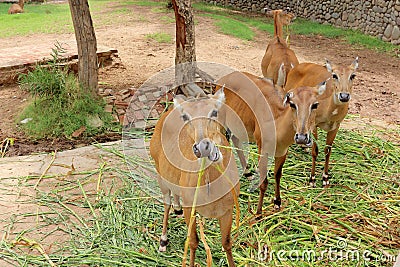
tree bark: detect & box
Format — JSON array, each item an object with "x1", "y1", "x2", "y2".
[
  {"x1": 68, "y1": 0, "x2": 98, "y2": 94},
  {"x1": 172, "y1": 0, "x2": 206, "y2": 97}
]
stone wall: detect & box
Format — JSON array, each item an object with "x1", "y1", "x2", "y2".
[{"x1": 204, "y1": 0, "x2": 400, "y2": 45}]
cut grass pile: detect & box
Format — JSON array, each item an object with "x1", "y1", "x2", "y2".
[{"x1": 0, "y1": 120, "x2": 398, "y2": 266}]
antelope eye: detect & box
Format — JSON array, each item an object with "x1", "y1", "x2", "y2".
[
  {"x1": 311, "y1": 103, "x2": 319, "y2": 110},
  {"x1": 181, "y1": 114, "x2": 190, "y2": 122},
  {"x1": 332, "y1": 73, "x2": 339, "y2": 80},
  {"x1": 210, "y1": 109, "x2": 218, "y2": 118},
  {"x1": 350, "y1": 73, "x2": 356, "y2": 80},
  {"x1": 289, "y1": 102, "x2": 296, "y2": 109}
]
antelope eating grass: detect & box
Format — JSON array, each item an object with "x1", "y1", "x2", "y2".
[
  {"x1": 217, "y1": 71, "x2": 325, "y2": 214},
  {"x1": 261, "y1": 9, "x2": 299, "y2": 87},
  {"x1": 285, "y1": 57, "x2": 359, "y2": 187},
  {"x1": 150, "y1": 90, "x2": 240, "y2": 267}
]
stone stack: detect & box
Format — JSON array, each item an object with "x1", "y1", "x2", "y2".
[{"x1": 205, "y1": 0, "x2": 400, "y2": 45}]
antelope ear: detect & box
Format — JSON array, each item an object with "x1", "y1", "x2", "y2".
[
  {"x1": 263, "y1": 8, "x2": 273, "y2": 16},
  {"x1": 276, "y1": 63, "x2": 286, "y2": 88},
  {"x1": 325, "y1": 59, "x2": 333, "y2": 73},
  {"x1": 213, "y1": 85, "x2": 226, "y2": 110},
  {"x1": 351, "y1": 57, "x2": 359, "y2": 71},
  {"x1": 173, "y1": 95, "x2": 186, "y2": 113},
  {"x1": 283, "y1": 92, "x2": 293, "y2": 106},
  {"x1": 317, "y1": 81, "x2": 327, "y2": 95}
]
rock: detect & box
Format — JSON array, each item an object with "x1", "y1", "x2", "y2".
[
  {"x1": 72, "y1": 126, "x2": 86, "y2": 138},
  {"x1": 392, "y1": 26, "x2": 400, "y2": 40},
  {"x1": 384, "y1": 24, "x2": 393, "y2": 38},
  {"x1": 87, "y1": 114, "x2": 103, "y2": 129},
  {"x1": 348, "y1": 14, "x2": 355, "y2": 23},
  {"x1": 325, "y1": 13, "x2": 331, "y2": 20},
  {"x1": 103, "y1": 88, "x2": 113, "y2": 96},
  {"x1": 342, "y1": 11, "x2": 348, "y2": 21},
  {"x1": 20, "y1": 118, "x2": 33, "y2": 124},
  {"x1": 104, "y1": 105, "x2": 113, "y2": 113}
]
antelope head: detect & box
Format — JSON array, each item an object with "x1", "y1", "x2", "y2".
[
  {"x1": 264, "y1": 8, "x2": 296, "y2": 25},
  {"x1": 173, "y1": 89, "x2": 226, "y2": 162},
  {"x1": 325, "y1": 57, "x2": 359, "y2": 105},
  {"x1": 284, "y1": 82, "x2": 327, "y2": 146}
]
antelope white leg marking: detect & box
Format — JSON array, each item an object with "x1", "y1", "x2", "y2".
[
  {"x1": 273, "y1": 197, "x2": 281, "y2": 210},
  {"x1": 309, "y1": 175, "x2": 316, "y2": 187},
  {"x1": 322, "y1": 173, "x2": 329, "y2": 186}
]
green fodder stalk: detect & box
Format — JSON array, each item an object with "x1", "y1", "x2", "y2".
[{"x1": 2, "y1": 124, "x2": 399, "y2": 266}]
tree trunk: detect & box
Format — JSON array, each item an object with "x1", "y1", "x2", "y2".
[
  {"x1": 172, "y1": 0, "x2": 206, "y2": 97},
  {"x1": 68, "y1": 0, "x2": 98, "y2": 94}
]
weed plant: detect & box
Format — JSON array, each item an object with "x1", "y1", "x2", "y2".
[{"x1": 18, "y1": 44, "x2": 114, "y2": 138}]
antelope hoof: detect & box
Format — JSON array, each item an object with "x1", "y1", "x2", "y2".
[
  {"x1": 174, "y1": 208, "x2": 183, "y2": 217},
  {"x1": 159, "y1": 238, "x2": 168, "y2": 252},
  {"x1": 273, "y1": 198, "x2": 281, "y2": 210},
  {"x1": 322, "y1": 173, "x2": 330, "y2": 187},
  {"x1": 309, "y1": 175, "x2": 316, "y2": 188},
  {"x1": 243, "y1": 168, "x2": 255, "y2": 180}
]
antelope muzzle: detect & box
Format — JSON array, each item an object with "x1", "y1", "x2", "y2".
[
  {"x1": 338, "y1": 92, "x2": 351, "y2": 103},
  {"x1": 295, "y1": 133, "x2": 312, "y2": 147},
  {"x1": 193, "y1": 138, "x2": 221, "y2": 162}
]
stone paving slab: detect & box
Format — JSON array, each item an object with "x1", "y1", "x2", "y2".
[{"x1": 0, "y1": 40, "x2": 116, "y2": 69}]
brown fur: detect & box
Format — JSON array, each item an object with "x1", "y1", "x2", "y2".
[
  {"x1": 150, "y1": 92, "x2": 239, "y2": 267},
  {"x1": 217, "y1": 71, "x2": 325, "y2": 214},
  {"x1": 261, "y1": 10, "x2": 299, "y2": 86},
  {"x1": 8, "y1": 0, "x2": 24, "y2": 14},
  {"x1": 285, "y1": 58, "x2": 359, "y2": 186}
]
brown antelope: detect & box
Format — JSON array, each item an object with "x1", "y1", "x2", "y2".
[
  {"x1": 261, "y1": 9, "x2": 299, "y2": 87},
  {"x1": 285, "y1": 57, "x2": 359, "y2": 187},
  {"x1": 8, "y1": 0, "x2": 24, "y2": 14},
  {"x1": 217, "y1": 71, "x2": 326, "y2": 214},
  {"x1": 150, "y1": 90, "x2": 240, "y2": 267}
]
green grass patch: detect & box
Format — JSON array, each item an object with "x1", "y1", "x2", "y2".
[
  {"x1": 160, "y1": 15, "x2": 175, "y2": 23},
  {"x1": 193, "y1": 2, "x2": 399, "y2": 56},
  {"x1": 131, "y1": 0, "x2": 167, "y2": 6},
  {"x1": 18, "y1": 90, "x2": 114, "y2": 138},
  {"x1": 202, "y1": 13, "x2": 255, "y2": 41},
  {"x1": 145, "y1": 32, "x2": 172, "y2": 43},
  {"x1": 1, "y1": 120, "x2": 399, "y2": 266},
  {"x1": 0, "y1": 2, "x2": 73, "y2": 37}
]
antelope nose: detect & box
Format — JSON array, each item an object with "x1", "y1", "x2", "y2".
[
  {"x1": 339, "y1": 93, "x2": 350, "y2": 102},
  {"x1": 192, "y1": 139, "x2": 221, "y2": 162},
  {"x1": 295, "y1": 133, "x2": 312, "y2": 146}
]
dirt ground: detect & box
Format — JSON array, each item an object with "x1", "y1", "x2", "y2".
[{"x1": 0, "y1": 3, "x2": 399, "y2": 156}]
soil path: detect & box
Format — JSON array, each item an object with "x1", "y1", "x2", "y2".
[
  {"x1": 0, "y1": 5, "x2": 399, "y2": 150},
  {"x1": 0, "y1": 3, "x2": 399, "y2": 265}
]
